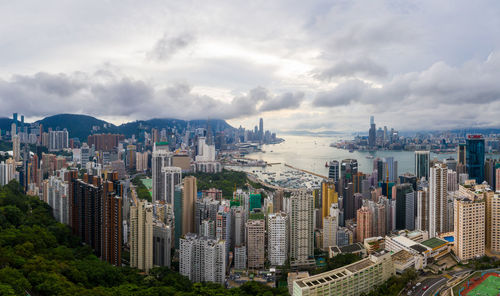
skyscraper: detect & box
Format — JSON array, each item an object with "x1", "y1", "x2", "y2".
[
  {"x1": 289, "y1": 190, "x2": 314, "y2": 264},
  {"x1": 153, "y1": 221, "x2": 172, "y2": 268},
  {"x1": 162, "y1": 166, "x2": 182, "y2": 204},
  {"x1": 267, "y1": 212, "x2": 288, "y2": 266},
  {"x1": 395, "y1": 183, "x2": 415, "y2": 230},
  {"x1": 485, "y1": 190, "x2": 500, "y2": 254},
  {"x1": 182, "y1": 176, "x2": 197, "y2": 235},
  {"x1": 416, "y1": 188, "x2": 429, "y2": 232},
  {"x1": 259, "y1": 118, "x2": 264, "y2": 142},
  {"x1": 328, "y1": 160, "x2": 339, "y2": 183},
  {"x1": 368, "y1": 116, "x2": 376, "y2": 148},
  {"x1": 466, "y1": 135, "x2": 485, "y2": 183},
  {"x1": 457, "y1": 143, "x2": 466, "y2": 166},
  {"x1": 130, "y1": 199, "x2": 153, "y2": 272},
  {"x1": 152, "y1": 148, "x2": 172, "y2": 202},
  {"x1": 356, "y1": 206, "x2": 372, "y2": 243},
  {"x1": 454, "y1": 192, "x2": 485, "y2": 261},
  {"x1": 415, "y1": 151, "x2": 430, "y2": 180},
  {"x1": 179, "y1": 233, "x2": 226, "y2": 284},
  {"x1": 247, "y1": 218, "x2": 265, "y2": 269},
  {"x1": 429, "y1": 163, "x2": 448, "y2": 237},
  {"x1": 321, "y1": 181, "x2": 338, "y2": 220}
]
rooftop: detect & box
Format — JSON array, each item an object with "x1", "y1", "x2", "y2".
[
  {"x1": 339, "y1": 243, "x2": 365, "y2": 253},
  {"x1": 421, "y1": 237, "x2": 447, "y2": 249},
  {"x1": 410, "y1": 244, "x2": 429, "y2": 254},
  {"x1": 391, "y1": 250, "x2": 414, "y2": 263}
]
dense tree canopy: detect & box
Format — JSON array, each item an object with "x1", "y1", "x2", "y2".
[{"x1": 0, "y1": 180, "x2": 288, "y2": 296}]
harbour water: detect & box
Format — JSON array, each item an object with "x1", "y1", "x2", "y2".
[{"x1": 245, "y1": 135, "x2": 457, "y2": 176}]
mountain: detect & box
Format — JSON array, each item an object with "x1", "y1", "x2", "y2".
[
  {"x1": 32, "y1": 114, "x2": 234, "y2": 141},
  {"x1": 0, "y1": 117, "x2": 14, "y2": 132},
  {"x1": 36, "y1": 114, "x2": 114, "y2": 140}
]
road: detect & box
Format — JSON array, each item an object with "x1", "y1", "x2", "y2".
[{"x1": 407, "y1": 277, "x2": 447, "y2": 296}]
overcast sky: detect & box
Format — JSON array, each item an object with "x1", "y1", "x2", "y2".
[{"x1": 1, "y1": 0, "x2": 500, "y2": 132}]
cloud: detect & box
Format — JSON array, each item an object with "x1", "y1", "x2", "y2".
[
  {"x1": 147, "y1": 33, "x2": 195, "y2": 61},
  {"x1": 0, "y1": 71, "x2": 302, "y2": 120},
  {"x1": 314, "y1": 58, "x2": 388, "y2": 80},
  {"x1": 259, "y1": 91, "x2": 305, "y2": 111},
  {"x1": 313, "y1": 52, "x2": 500, "y2": 111}
]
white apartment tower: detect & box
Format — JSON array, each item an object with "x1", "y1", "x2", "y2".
[
  {"x1": 268, "y1": 212, "x2": 288, "y2": 266},
  {"x1": 429, "y1": 163, "x2": 448, "y2": 237},
  {"x1": 289, "y1": 189, "x2": 314, "y2": 264},
  {"x1": 130, "y1": 199, "x2": 154, "y2": 272}
]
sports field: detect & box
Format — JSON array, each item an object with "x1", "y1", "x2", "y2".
[{"x1": 463, "y1": 273, "x2": 500, "y2": 296}]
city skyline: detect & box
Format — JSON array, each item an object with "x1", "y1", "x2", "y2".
[{"x1": 1, "y1": 1, "x2": 500, "y2": 132}]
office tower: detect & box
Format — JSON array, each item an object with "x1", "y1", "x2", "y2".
[
  {"x1": 361, "y1": 179, "x2": 371, "y2": 199},
  {"x1": 444, "y1": 157, "x2": 457, "y2": 172},
  {"x1": 182, "y1": 176, "x2": 197, "y2": 235},
  {"x1": 259, "y1": 118, "x2": 264, "y2": 141},
  {"x1": 289, "y1": 190, "x2": 314, "y2": 264},
  {"x1": 399, "y1": 173, "x2": 417, "y2": 191},
  {"x1": 356, "y1": 206, "x2": 372, "y2": 242},
  {"x1": 352, "y1": 172, "x2": 366, "y2": 193},
  {"x1": 126, "y1": 145, "x2": 136, "y2": 169},
  {"x1": 447, "y1": 170, "x2": 458, "y2": 191},
  {"x1": 328, "y1": 160, "x2": 339, "y2": 183},
  {"x1": 321, "y1": 181, "x2": 338, "y2": 220},
  {"x1": 394, "y1": 183, "x2": 415, "y2": 230},
  {"x1": 273, "y1": 189, "x2": 284, "y2": 213},
  {"x1": 87, "y1": 134, "x2": 125, "y2": 152},
  {"x1": 152, "y1": 149, "x2": 172, "y2": 202},
  {"x1": 293, "y1": 252, "x2": 394, "y2": 296},
  {"x1": 179, "y1": 233, "x2": 226, "y2": 284},
  {"x1": 48, "y1": 129, "x2": 69, "y2": 151},
  {"x1": 368, "y1": 116, "x2": 376, "y2": 148},
  {"x1": 323, "y1": 205, "x2": 339, "y2": 249},
  {"x1": 153, "y1": 221, "x2": 172, "y2": 268},
  {"x1": 246, "y1": 218, "x2": 265, "y2": 269},
  {"x1": 429, "y1": 163, "x2": 448, "y2": 237},
  {"x1": 374, "y1": 158, "x2": 384, "y2": 182},
  {"x1": 343, "y1": 183, "x2": 355, "y2": 221},
  {"x1": 234, "y1": 246, "x2": 247, "y2": 270},
  {"x1": 466, "y1": 135, "x2": 485, "y2": 183},
  {"x1": 341, "y1": 159, "x2": 358, "y2": 185},
  {"x1": 173, "y1": 185, "x2": 183, "y2": 248},
  {"x1": 485, "y1": 191, "x2": 500, "y2": 254},
  {"x1": 485, "y1": 159, "x2": 497, "y2": 188},
  {"x1": 458, "y1": 143, "x2": 466, "y2": 166},
  {"x1": 382, "y1": 157, "x2": 398, "y2": 183},
  {"x1": 267, "y1": 212, "x2": 288, "y2": 266},
  {"x1": 130, "y1": 199, "x2": 153, "y2": 272},
  {"x1": 415, "y1": 151, "x2": 430, "y2": 180},
  {"x1": 454, "y1": 193, "x2": 485, "y2": 261},
  {"x1": 416, "y1": 188, "x2": 429, "y2": 232},
  {"x1": 0, "y1": 160, "x2": 15, "y2": 186},
  {"x1": 162, "y1": 166, "x2": 182, "y2": 204}
]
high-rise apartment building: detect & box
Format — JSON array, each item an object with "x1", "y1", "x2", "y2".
[
  {"x1": 289, "y1": 190, "x2": 314, "y2": 264},
  {"x1": 182, "y1": 176, "x2": 197, "y2": 236},
  {"x1": 447, "y1": 170, "x2": 458, "y2": 192},
  {"x1": 268, "y1": 212, "x2": 288, "y2": 266},
  {"x1": 429, "y1": 163, "x2": 448, "y2": 237},
  {"x1": 454, "y1": 190, "x2": 485, "y2": 261},
  {"x1": 485, "y1": 190, "x2": 500, "y2": 254},
  {"x1": 152, "y1": 148, "x2": 172, "y2": 202},
  {"x1": 130, "y1": 199, "x2": 153, "y2": 272},
  {"x1": 162, "y1": 166, "x2": 182, "y2": 204},
  {"x1": 87, "y1": 134, "x2": 124, "y2": 152},
  {"x1": 48, "y1": 129, "x2": 69, "y2": 151},
  {"x1": 247, "y1": 218, "x2": 265, "y2": 269},
  {"x1": 323, "y1": 210, "x2": 339, "y2": 249},
  {"x1": 416, "y1": 188, "x2": 429, "y2": 232},
  {"x1": 153, "y1": 221, "x2": 172, "y2": 268},
  {"x1": 0, "y1": 160, "x2": 16, "y2": 186},
  {"x1": 466, "y1": 135, "x2": 485, "y2": 183},
  {"x1": 179, "y1": 233, "x2": 226, "y2": 285},
  {"x1": 415, "y1": 151, "x2": 430, "y2": 180},
  {"x1": 356, "y1": 206, "x2": 372, "y2": 242}
]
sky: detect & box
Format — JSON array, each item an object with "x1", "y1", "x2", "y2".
[{"x1": 1, "y1": 0, "x2": 500, "y2": 133}]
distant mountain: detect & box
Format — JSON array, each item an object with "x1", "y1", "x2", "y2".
[
  {"x1": 31, "y1": 114, "x2": 235, "y2": 141},
  {"x1": 0, "y1": 117, "x2": 13, "y2": 132},
  {"x1": 36, "y1": 114, "x2": 114, "y2": 140}
]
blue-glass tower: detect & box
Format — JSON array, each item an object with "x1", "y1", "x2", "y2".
[{"x1": 466, "y1": 135, "x2": 485, "y2": 183}]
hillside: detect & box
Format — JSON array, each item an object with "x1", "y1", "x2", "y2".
[
  {"x1": 36, "y1": 114, "x2": 113, "y2": 141},
  {"x1": 0, "y1": 180, "x2": 288, "y2": 296}
]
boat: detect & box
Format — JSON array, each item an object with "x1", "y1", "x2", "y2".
[
  {"x1": 366, "y1": 155, "x2": 374, "y2": 159},
  {"x1": 349, "y1": 149, "x2": 354, "y2": 153}
]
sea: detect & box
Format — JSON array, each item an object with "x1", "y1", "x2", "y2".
[{"x1": 245, "y1": 134, "x2": 457, "y2": 176}]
